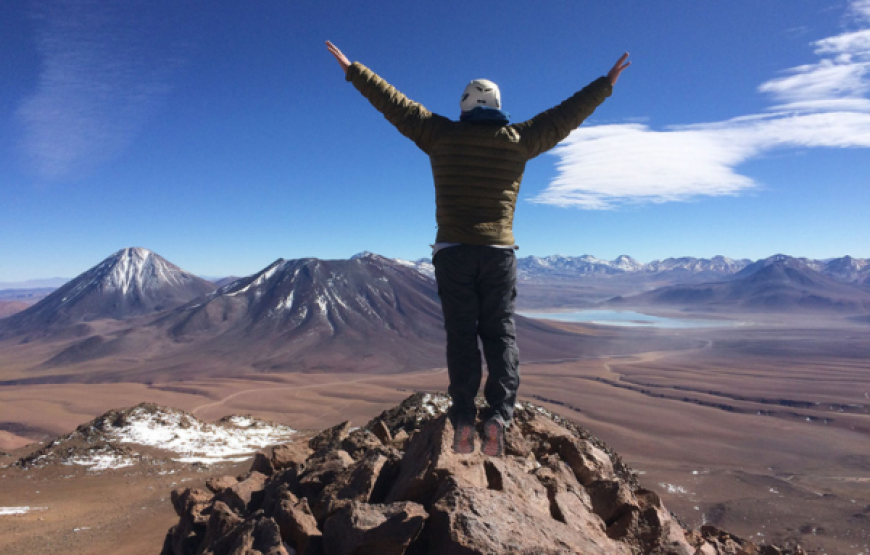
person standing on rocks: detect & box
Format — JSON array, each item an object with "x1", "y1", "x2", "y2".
[{"x1": 327, "y1": 41, "x2": 630, "y2": 456}]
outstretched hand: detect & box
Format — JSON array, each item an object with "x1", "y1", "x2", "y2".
[
  {"x1": 607, "y1": 53, "x2": 631, "y2": 86},
  {"x1": 326, "y1": 41, "x2": 351, "y2": 74}
]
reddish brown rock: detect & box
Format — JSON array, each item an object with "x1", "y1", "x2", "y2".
[
  {"x1": 217, "y1": 471, "x2": 269, "y2": 515},
  {"x1": 322, "y1": 501, "x2": 427, "y2": 555},
  {"x1": 273, "y1": 490, "x2": 322, "y2": 555},
  {"x1": 314, "y1": 449, "x2": 392, "y2": 522},
  {"x1": 271, "y1": 441, "x2": 311, "y2": 471},
  {"x1": 523, "y1": 414, "x2": 615, "y2": 485},
  {"x1": 341, "y1": 428, "x2": 384, "y2": 460},
  {"x1": 427, "y1": 482, "x2": 632, "y2": 555},
  {"x1": 297, "y1": 449, "x2": 354, "y2": 501},
  {"x1": 206, "y1": 475, "x2": 240, "y2": 495},
  {"x1": 385, "y1": 415, "x2": 487, "y2": 505},
  {"x1": 251, "y1": 451, "x2": 275, "y2": 476},
  {"x1": 161, "y1": 488, "x2": 213, "y2": 555},
  {"x1": 199, "y1": 501, "x2": 244, "y2": 551},
  {"x1": 586, "y1": 479, "x2": 640, "y2": 536},
  {"x1": 534, "y1": 457, "x2": 609, "y2": 536},
  {"x1": 483, "y1": 457, "x2": 551, "y2": 516},
  {"x1": 626, "y1": 489, "x2": 697, "y2": 555},
  {"x1": 209, "y1": 516, "x2": 289, "y2": 555},
  {"x1": 171, "y1": 487, "x2": 212, "y2": 521},
  {"x1": 308, "y1": 420, "x2": 351, "y2": 453},
  {"x1": 160, "y1": 393, "x2": 804, "y2": 555}
]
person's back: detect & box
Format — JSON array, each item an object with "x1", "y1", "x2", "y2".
[{"x1": 326, "y1": 41, "x2": 630, "y2": 456}]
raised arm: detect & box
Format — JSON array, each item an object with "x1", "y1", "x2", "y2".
[
  {"x1": 517, "y1": 53, "x2": 630, "y2": 159},
  {"x1": 325, "y1": 41, "x2": 448, "y2": 153},
  {"x1": 326, "y1": 41, "x2": 350, "y2": 74},
  {"x1": 608, "y1": 52, "x2": 631, "y2": 86}
]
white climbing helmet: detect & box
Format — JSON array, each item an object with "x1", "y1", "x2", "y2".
[{"x1": 460, "y1": 79, "x2": 501, "y2": 112}]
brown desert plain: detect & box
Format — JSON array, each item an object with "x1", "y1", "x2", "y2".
[{"x1": 1, "y1": 298, "x2": 870, "y2": 553}]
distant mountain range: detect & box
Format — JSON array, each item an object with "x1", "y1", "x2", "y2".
[
  {"x1": 609, "y1": 256, "x2": 870, "y2": 313},
  {"x1": 2, "y1": 249, "x2": 623, "y2": 378},
  {"x1": 394, "y1": 253, "x2": 870, "y2": 285}
]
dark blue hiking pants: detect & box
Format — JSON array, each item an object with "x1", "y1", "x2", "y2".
[{"x1": 433, "y1": 245, "x2": 519, "y2": 426}]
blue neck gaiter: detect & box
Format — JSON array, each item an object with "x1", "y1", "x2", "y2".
[{"x1": 459, "y1": 106, "x2": 510, "y2": 124}]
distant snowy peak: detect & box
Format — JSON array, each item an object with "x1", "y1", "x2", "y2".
[
  {"x1": 72, "y1": 247, "x2": 204, "y2": 299},
  {"x1": 0, "y1": 247, "x2": 216, "y2": 337},
  {"x1": 645, "y1": 255, "x2": 752, "y2": 274},
  {"x1": 516, "y1": 254, "x2": 751, "y2": 278},
  {"x1": 823, "y1": 255, "x2": 870, "y2": 283},
  {"x1": 611, "y1": 255, "x2": 643, "y2": 272}
]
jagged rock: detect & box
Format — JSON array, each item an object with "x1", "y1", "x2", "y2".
[
  {"x1": 296, "y1": 449, "x2": 354, "y2": 500},
  {"x1": 207, "y1": 475, "x2": 240, "y2": 495},
  {"x1": 217, "y1": 472, "x2": 269, "y2": 515},
  {"x1": 534, "y1": 456, "x2": 610, "y2": 536},
  {"x1": 503, "y1": 423, "x2": 534, "y2": 457},
  {"x1": 341, "y1": 428, "x2": 384, "y2": 460},
  {"x1": 160, "y1": 393, "x2": 803, "y2": 555},
  {"x1": 313, "y1": 448, "x2": 396, "y2": 523},
  {"x1": 271, "y1": 489, "x2": 321, "y2": 555},
  {"x1": 523, "y1": 414, "x2": 615, "y2": 485},
  {"x1": 251, "y1": 451, "x2": 275, "y2": 476},
  {"x1": 619, "y1": 489, "x2": 696, "y2": 555},
  {"x1": 161, "y1": 488, "x2": 213, "y2": 555},
  {"x1": 199, "y1": 501, "x2": 244, "y2": 551},
  {"x1": 483, "y1": 456, "x2": 551, "y2": 516},
  {"x1": 322, "y1": 501, "x2": 427, "y2": 555},
  {"x1": 205, "y1": 515, "x2": 289, "y2": 555},
  {"x1": 696, "y1": 526, "x2": 808, "y2": 555},
  {"x1": 392, "y1": 428, "x2": 409, "y2": 447},
  {"x1": 308, "y1": 421, "x2": 351, "y2": 454},
  {"x1": 385, "y1": 415, "x2": 488, "y2": 506},
  {"x1": 371, "y1": 419, "x2": 392, "y2": 445},
  {"x1": 272, "y1": 441, "x2": 311, "y2": 472},
  {"x1": 427, "y1": 480, "x2": 631, "y2": 554}
]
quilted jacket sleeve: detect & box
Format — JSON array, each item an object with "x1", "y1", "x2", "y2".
[
  {"x1": 514, "y1": 76, "x2": 613, "y2": 159},
  {"x1": 346, "y1": 62, "x2": 449, "y2": 154}
]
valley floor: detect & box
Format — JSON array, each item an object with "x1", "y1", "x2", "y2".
[{"x1": 2, "y1": 315, "x2": 869, "y2": 554}]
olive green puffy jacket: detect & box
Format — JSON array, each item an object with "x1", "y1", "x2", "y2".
[{"x1": 346, "y1": 62, "x2": 612, "y2": 246}]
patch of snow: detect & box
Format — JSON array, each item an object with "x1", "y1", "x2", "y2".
[
  {"x1": 659, "y1": 483, "x2": 689, "y2": 495},
  {"x1": 0, "y1": 507, "x2": 47, "y2": 516},
  {"x1": 103, "y1": 407, "x2": 297, "y2": 465},
  {"x1": 65, "y1": 449, "x2": 137, "y2": 472}
]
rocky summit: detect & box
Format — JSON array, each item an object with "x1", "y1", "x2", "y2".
[{"x1": 160, "y1": 393, "x2": 805, "y2": 555}]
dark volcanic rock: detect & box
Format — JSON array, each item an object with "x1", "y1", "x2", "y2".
[{"x1": 161, "y1": 392, "x2": 806, "y2": 555}]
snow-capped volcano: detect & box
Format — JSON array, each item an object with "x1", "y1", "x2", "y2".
[
  {"x1": 152, "y1": 253, "x2": 447, "y2": 372},
  {"x1": 145, "y1": 253, "x2": 596, "y2": 374},
  {"x1": 0, "y1": 247, "x2": 215, "y2": 337}
]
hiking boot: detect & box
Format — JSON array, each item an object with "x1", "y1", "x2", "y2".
[
  {"x1": 481, "y1": 417, "x2": 505, "y2": 457},
  {"x1": 452, "y1": 420, "x2": 476, "y2": 455}
]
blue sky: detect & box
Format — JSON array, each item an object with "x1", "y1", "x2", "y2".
[{"x1": 2, "y1": 0, "x2": 869, "y2": 281}]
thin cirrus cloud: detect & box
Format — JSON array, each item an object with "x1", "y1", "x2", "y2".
[
  {"x1": 534, "y1": 0, "x2": 870, "y2": 210},
  {"x1": 16, "y1": 1, "x2": 181, "y2": 182}
]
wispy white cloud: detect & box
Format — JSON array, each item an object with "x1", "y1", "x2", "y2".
[
  {"x1": 16, "y1": 1, "x2": 182, "y2": 181},
  {"x1": 535, "y1": 0, "x2": 870, "y2": 209}
]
